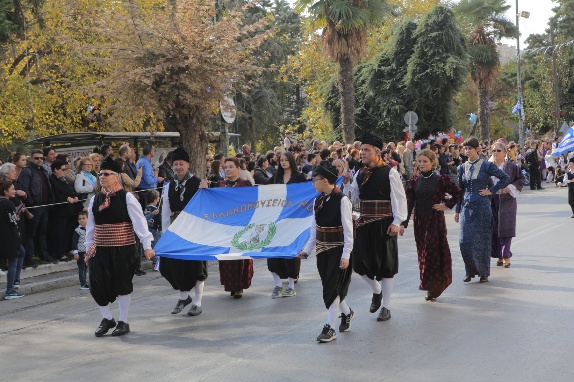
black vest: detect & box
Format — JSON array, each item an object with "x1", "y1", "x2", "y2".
[
  {"x1": 316, "y1": 192, "x2": 344, "y2": 227},
  {"x1": 168, "y1": 176, "x2": 201, "y2": 212},
  {"x1": 356, "y1": 165, "x2": 392, "y2": 200},
  {"x1": 92, "y1": 190, "x2": 131, "y2": 225}
]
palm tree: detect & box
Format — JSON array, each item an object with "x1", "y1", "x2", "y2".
[
  {"x1": 455, "y1": 0, "x2": 517, "y2": 141},
  {"x1": 294, "y1": 0, "x2": 392, "y2": 144}
]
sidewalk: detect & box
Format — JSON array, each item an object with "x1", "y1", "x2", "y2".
[{"x1": 0, "y1": 259, "x2": 155, "y2": 300}]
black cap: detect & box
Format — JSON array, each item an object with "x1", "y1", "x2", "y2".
[
  {"x1": 313, "y1": 160, "x2": 338, "y2": 184},
  {"x1": 100, "y1": 156, "x2": 121, "y2": 173},
  {"x1": 172, "y1": 147, "x2": 190, "y2": 163},
  {"x1": 360, "y1": 131, "x2": 383, "y2": 150}
]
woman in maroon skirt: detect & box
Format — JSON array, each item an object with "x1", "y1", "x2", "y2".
[
  {"x1": 213, "y1": 157, "x2": 254, "y2": 299},
  {"x1": 400, "y1": 149, "x2": 463, "y2": 301}
]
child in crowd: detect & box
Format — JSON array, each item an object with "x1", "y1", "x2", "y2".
[
  {"x1": 72, "y1": 211, "x2": 89, "y2": 290},
  {"x1": 144, "y1": 190, "x2": 162, "y2": 265}
]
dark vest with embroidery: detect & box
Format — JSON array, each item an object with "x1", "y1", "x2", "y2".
[
  {"x1": 92, "y1": 190, "x2": 130, "y2": 225},
  {"x1": 415, "y1": 174, "x2": 438, "y2": 215},
  {"x1": 168, "y1": 176, "x2": 201, "y2": 212},
  {"x1": 356, "y1": 165, "x2": 392, "y2": 200}
]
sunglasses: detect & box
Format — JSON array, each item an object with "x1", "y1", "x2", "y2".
[
  {"x1": 99, "y1": 172, "x2": 117, "y2": 177},
  {"x1": 32, "y1": 157, "x2": 44, "y2": 160},
  {"x1": 492, "y1": 149, "x2": 504, "y2": 153}
]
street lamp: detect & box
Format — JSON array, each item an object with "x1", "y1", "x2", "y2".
[{"x1": 516, "y1": 1, "x2": 529, "y2": 148}]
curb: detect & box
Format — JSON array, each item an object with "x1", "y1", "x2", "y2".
[{"x1": 1, "y1": 261, "x2": 155, "y2": 300}]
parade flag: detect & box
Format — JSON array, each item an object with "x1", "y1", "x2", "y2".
[
  {"x1": 552, "y1": 127, "x2": 574, "y2": 157},
  {"x1": 154, "y1": 183, "x2": 319, "y2": 261},
  {"x1": 512, "y1": 98, "x2": 525, "y2": 119}
]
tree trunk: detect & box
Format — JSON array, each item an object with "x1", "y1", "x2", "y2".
[
  {"x1": 177, "y1": 114, "x2": 208, "y2": 178},
  {"x1": 338, "y1": 56, "x2": 356, "y2": 144},
  {"x1": 477, "y1": 83, "x2": 490, "y2": 141}
]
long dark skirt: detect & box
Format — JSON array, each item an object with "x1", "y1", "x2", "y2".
[
  {"x1": 413, "y1": 211, "x2": 452, "y2": 298},
  {"x1": 219, "y1": 259, "x2": 254, "y2": 292},
  {"x1": 160, "y1": 257, "x2": 208, "y2": 292},
  {"x1": 89, "y1": 245, "x2": 137, "y2": 306},
  {"x1": 317, "y1": 248, "x2": 352, "y2": 308},
  {"x1": 352, "y1": 216, "x2": 398, "y2": 281},
  {"x1": 491, "y1": 194, "x2": 513, "y2": 259},
  {"x1": 569, "y1": 187, "x2": 574, "y2": 214},
  {"x1": 267, "y1": 257, "x2": 301, "y2": 279},
  {"x1": 459, "y1": 198, "x2": 492, "y2": 277}
]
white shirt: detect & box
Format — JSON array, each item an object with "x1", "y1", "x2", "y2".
[
  {"x1": 85, "y1": 192, "x2": 154, "y2": 250},
  {"x1": 342, "y1": 167, "x2": 408, "y2": 227},
  {"x1": 284, "y1": 137, "x2": 291, "y2": 150},
  {"x1": 302, "y1": 195, "x2": 354, "y2": 259}
]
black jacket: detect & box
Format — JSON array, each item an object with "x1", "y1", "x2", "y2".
[
  {"x1": 158, "y1": 161, "x2": 174, "y2": 183},
  {"x1": 49, "y1": 174, "x2": 79, "y2": 217},
  {"x1": 19, "y1": 163, "x2": 54, "y2": 207},
  {"x1": 253, "y1": 167, "x2": 272, "y2": 185}
]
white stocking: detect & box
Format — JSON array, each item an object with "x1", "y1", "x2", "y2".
[
  {"x1": 361, "y1": 274, "x2": 382, "y2": 294},
  {"x1": 99, "y1": 305, "x2": 113, "y2": 320},
  {"x1": 327, "y1": 296, "x2": 340, "y2": 328},
  {"x1": 381, "y1": 278, "x2": 394, "y2": 309},
  {"x1": 193, "y1": 281, "x2": 204, "y2": 307},
  {"x1": 118, "y1": 294, "x2": 131, "y2": 323},
  {"x1": 272, "y1": 272, "x2": 282, "y2": 287}
]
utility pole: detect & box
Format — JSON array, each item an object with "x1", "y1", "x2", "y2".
[
  {"x1": 516, "y1": 0, "x2": 525, "y2": 147},
  {"x1": 551, "y1": 22, "x2": 561, "y2": 136}
]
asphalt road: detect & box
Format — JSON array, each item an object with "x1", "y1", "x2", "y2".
[{"x1": 1, "y1": 185, "x2": 573, "y2": 382}]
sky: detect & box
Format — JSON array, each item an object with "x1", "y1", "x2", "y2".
[{"x1": 502, "y1": 0, "x2": 555, "y2": 48}]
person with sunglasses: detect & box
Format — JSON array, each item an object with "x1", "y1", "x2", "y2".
[
  {"x1": 85, "y1": 157, "x2": 155, "y2": 337},
  {"x1": 18, "y1": 149, "x2": 55, "y2": 267},
  {"x1": 489, "y1": 142, "x2": 524, "y2": 269}
]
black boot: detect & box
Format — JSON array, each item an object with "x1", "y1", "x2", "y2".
[{"x1": 370, "y1": 292, "x2": 382, "y2": 313}]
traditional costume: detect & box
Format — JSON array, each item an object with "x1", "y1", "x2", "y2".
[
  {"x1": 403, "y1": 171, "x2": 463, "y2": 300},
  {"x1": 489, "y1": 160, "x2": 524, "y2": 267},
  {"x1": 301, "y1": 162, "x2": 354, "y2": 342},
  {"x1": 160, "y1": 148, "x2": 206, "y2": 316},
  {"x1": 85, "y1": 157, "x2": 153, "y2": 337},
  {"x1": 455, "y1": 158, "x2": 509, "y2": 282},
  {"x1": 343, "y1": 132, "x2": 407, "y2": 321},
  {"x1": 214, "y1": 178, "x2": 254, "y2": 298},
  {"x1": 268, "y1": 171, "x2": 307, "y2": 297}
]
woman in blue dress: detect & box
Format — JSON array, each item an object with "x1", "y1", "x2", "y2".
[{"x1": 454, "y1": 138, "x2": 509, "y2": 283}]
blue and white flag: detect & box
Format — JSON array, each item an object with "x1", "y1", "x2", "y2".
[
  {"x1": 154, "y1": 183, "x2": 319, "y2": 261},
  {"x1": 512, "y1": 98, "x2": 525, "y2": 120},
  {"x1": 552, "y1": 127, "x2": 574, "y2": 157}
]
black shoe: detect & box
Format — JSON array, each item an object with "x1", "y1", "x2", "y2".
[
  {"x1": 41, "y1": 256, "x2": 58, "y2": 264},
  {"x1": 537, "y1": 187, "x2": 545, "y2": 190},
  {"x1": 496, "y1": 260, "x2": 503, "y2": 266},
  {"x1": 479, "y1": 276, "x2": 489, "y2": 283},
  {"x1": 377, "y1": 307, "x2": 391, "y2": 321},
  {"x1": 22, "y1": 260, "x2": 38, "y2": 269},
  {"x1": 134, "y1": 269, "x2": 146, "y2": 276},
  {"x1": 463, "y1": 275, "x2": 472, "y2": 282},
  {"x1": 111, "y1": 321, "x2": 130, "y2": 336},
  {"x1": 316, "y1": 324, "x2": 337, "y2": 342},
  {"x1": 171, "y1": 296, "x2": 192, "y2": 314},
  {"x1": 339, "y1": 309, "x2": 354, "y2": 332},
  {"x1": 370, "y1": 292, "x2": 382, "y2": 313},
  {"x1": 95, "y1": 318, "x2": 117, "y2": 337}
]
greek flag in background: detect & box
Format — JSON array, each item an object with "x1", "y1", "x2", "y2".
[
  {"x1": 552, "y1": 126, "x2": 574, "y2": 157},
  {"x1": 154, "y1": 183, "x2": 319, "y2": 261}
]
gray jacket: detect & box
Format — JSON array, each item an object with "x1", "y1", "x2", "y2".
[{"x1": 403, "y1": 148, "x2": 414, "y2": 180}]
